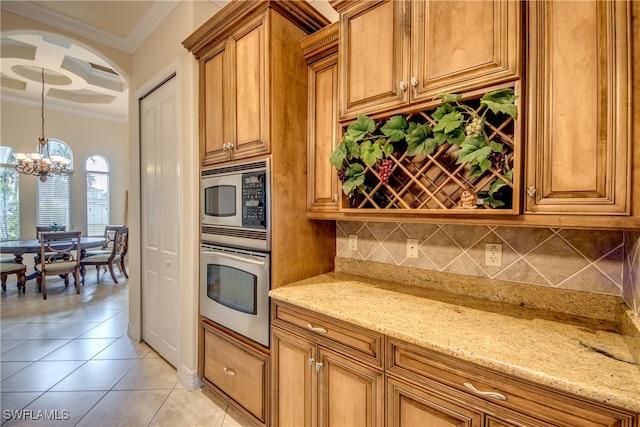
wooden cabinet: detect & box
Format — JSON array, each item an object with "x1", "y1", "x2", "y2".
[
  {"x1": 270, "y1": 300, "x2": 639, "y2": 427},
  {"x1": 271, "y1": 301, "x2": 385, "y2": 426},
  {"x1": 199, "y1": 13, "x2": 268, "y2": 164},
  {"x1": 386, "y1": 338, "x2": 639, "y2": 427},
  {"x1": 183, "y1": 1, "x2": 329, "y2": 166},
  {"x1": 386, "y1": 376, "x2": 484, "y2": 427},
  {"x1": 524, "y1": 0, "x2": 631, "y2": 215},
  {"x1": 301, "y1": 23, "x2": 341, "y2": 213},
  {"x1": 200, "y1": 319, "x2": 269, "y2": 426},
  {"x1": 334, "y1": 0, "x2": 522, "y2": 119}
]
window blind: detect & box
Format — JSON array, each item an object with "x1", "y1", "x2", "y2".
[{"x1": 37, "y1": 174, "x2": 71, "y2": 230}]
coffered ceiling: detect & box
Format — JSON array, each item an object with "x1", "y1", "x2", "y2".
[{"x1": 1, "y1": 1, "x2": 337, "y2": 122}]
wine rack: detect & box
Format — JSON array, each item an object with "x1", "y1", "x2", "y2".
[{"x1": 339, "y1": 96, "x2": 519, "y2": 214}]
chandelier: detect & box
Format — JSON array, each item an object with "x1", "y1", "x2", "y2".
[{"x1": 15, "y1": 68, "x2": 71, "y2": 182}]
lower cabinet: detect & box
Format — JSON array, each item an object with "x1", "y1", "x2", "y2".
[
  {"x1": 200, "y1": 320, "x2": 269, "y2": 426},
  {"x1": 270, "y1": 301, "x2": 639, "y2": 427},
  {"x1": 386, "y1": 338, "x2": 638, "y2": 427},
  {"x1": 386, "y1": 376, "x2": 483, "y2": 426},
  {"x1": 271, "y1": 302, "x2": 385, "y2": 427}
]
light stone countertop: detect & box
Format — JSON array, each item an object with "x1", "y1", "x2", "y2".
[{"x1": 269, "y1": 271, "x2": 640, "y2": 413}]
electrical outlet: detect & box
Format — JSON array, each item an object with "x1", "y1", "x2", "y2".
[
  {"x1": 485, "y1": 243, "x2": 502, "y2": 267},
  {"x1": 348, "y1": 235, "x2": 358, "y2": 251},
  {"x1": 407, "y1": 239, "x2": 419, "y2": 259}
]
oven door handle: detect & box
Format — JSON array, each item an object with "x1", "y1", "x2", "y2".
[{"x1": 202, "y1": 250, "x2": 266, "y2": 266}]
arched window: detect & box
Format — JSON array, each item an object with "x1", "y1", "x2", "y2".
[
  {"x1": 86, "y1": 155, "x2": 110, "y2": 236},
  {"x1": 0, "y1": 146, "x2": 20, "y2": 241},
  {"x1": 37, "y1": 139, "x2": 72, "y2": 230}
]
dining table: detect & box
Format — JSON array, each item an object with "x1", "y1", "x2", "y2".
[{"x1": 1, "y1": 237, "x2": 106, "y2": 281}]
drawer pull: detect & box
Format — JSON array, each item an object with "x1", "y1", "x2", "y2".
[
  {"x1": 306, "y1": 323, "x2": 327, "y2": 334},
  {"x1": 464, "y1": 382, "x2": 506, "y2": 401},
  {"x1": 223, "y1": 367, "x2": 236, "y2": 376}
]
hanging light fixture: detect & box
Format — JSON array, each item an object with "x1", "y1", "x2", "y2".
[{"x1": 15, "y1": 67, "x2": 71, "y2": 182}]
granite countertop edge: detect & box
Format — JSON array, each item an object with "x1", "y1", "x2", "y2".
[{"x1": 269, "y1": 272, "x2": 640, "y2": 413}]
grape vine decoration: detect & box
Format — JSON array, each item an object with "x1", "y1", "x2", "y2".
[{"x1": 329, "y1": 88, "x2": 518, "y2": 208}]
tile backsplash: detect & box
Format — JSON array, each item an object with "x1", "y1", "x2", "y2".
[{"x1": 336, "y1": 221, "x2": 640, "y2": 317}]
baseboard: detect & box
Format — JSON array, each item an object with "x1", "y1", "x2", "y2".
[{"x1": 178, "y1": 364, "x2": 202, "y2": 391}]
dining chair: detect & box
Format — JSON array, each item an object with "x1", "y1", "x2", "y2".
[
  {"x1": 84, "y1": 225, "x2": 124, "y2": 257},
  {"x1": 34, "y1": 225, "x2": 68, "y2": 265},
  {"x1": 80, "y1": 227, "x2": 129, "y2": 285},
  {"x1": 1, "y1": 255, "x2": 16, "y2": 263},
  {"x1": 0, "y1": 262, "x2": 27, "y2": 293},
  {"x1": 35, "y1": 231, "x2": 82, "y2": 299}
]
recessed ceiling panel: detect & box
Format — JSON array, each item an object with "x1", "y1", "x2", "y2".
[
  {"x1": 48, "y1": 88, "x2": 116, "y2": 104},
  {"x1": 1, "y1": 74, "x2": 27, "y2": 91},
  {"x1": 1, "y1": 38, "x2": 37, "y2": 60}
]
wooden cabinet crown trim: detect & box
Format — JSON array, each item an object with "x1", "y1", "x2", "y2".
[
  {"x1": 300, "y1": 22, "x2": 339, "y2": 63},
  {"x1": 183, "y1": 0, "x2": 330, "y2": 57}
]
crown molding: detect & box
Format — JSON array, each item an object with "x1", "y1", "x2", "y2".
[{"x1": 1, "y1": 1, "x2": 179, "y2": 54}]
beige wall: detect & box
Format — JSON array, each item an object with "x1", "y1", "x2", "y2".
[
  {"x1": 337, "y1": 222, "x2": 640, "y2": 317},
  {"x1": 1, "y1": 101, "x2": 128, "y2": 238}
]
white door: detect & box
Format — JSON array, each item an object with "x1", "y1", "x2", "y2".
[{"x1": 140, "y1": 74, "x2": 180, "y2": 366}]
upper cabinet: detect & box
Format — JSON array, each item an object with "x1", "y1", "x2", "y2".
[
  {"x1": 301, "y1": 23, "x2": 341, "y2": 213},
  {"x1": 524, "y1": 0, "x2": 631, "y2": 215},
  {"x1": 199, "y1": 14, "x2": 268, "y2": 164},
  {"x1": 334, "y1": 0, "x2": 522, "y2": 120},
  {"x1": 183, "y1": 1, "x2": 329, "y2": 166}
]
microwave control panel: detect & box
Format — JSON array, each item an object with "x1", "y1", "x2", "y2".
[{"x1": 241, "y1": 171, "x2": 266, "y2": 229}]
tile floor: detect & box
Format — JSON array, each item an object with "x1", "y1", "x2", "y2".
[{"x1": 0, "y1": 268, "x2": 253, "y2": 426}]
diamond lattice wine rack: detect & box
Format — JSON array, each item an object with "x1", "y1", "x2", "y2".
[{"x1": 331, "y1": 88, "x2": 520, "y2": 215}]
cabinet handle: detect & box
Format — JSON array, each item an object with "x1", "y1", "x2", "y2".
[
  {"x1": 315, "y1": 362, "x2": 323, "y2": 372},
  {"x1": 526, "y1": 186, "x2": 536, "y2": 197},
  {"x1": 334, "y1": 194, "x2": 339, "y2": 202},
  {"x1": 399, "y1": 81, "x2": 408, "y2": 91},
  {"x1": 410, "y1": 76, "x2": 419, "y2": 87},
  {"x1": 223, "y1": 367, "x2": 236, "y2": 376},
  {"x1": 306, "y1": 323, "x2": 327, "y2": 334},
  {"x1": 308, "y1": 358, "x2": 315, "y2": 367},
  {"x1": 464, "y1": 382, "x2": 506, "y2": 401}
]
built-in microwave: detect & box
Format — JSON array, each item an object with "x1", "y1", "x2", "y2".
[{"x1": 200, "y1": 159, "x2": 270, "y2": 251}]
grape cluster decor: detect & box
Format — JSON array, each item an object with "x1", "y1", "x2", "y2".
[{"x1": 329, "y1": 88, "x2": 518, "y2": 209}]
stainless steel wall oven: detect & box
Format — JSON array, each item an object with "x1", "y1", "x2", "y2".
[{"x1": 199, "y1": 159, "x2": 272, "y2": 348}]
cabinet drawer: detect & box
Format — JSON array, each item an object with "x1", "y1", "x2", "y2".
[
  {"x1": 272, "y1": 301, "x2": 383, "y2": 368},
  {"x1": 203, "y1": 327, "x2": 267, "y2": 422},
  {"x1": 386, "y1": 338, "x2": 637, "y2": 427}
]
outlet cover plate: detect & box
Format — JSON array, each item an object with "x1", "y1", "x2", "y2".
[
  {"x1": 348, "y1": 235, "x2": 358, "y2": 251},
  {"x1": 407, "y1": 239, "x2": 419, "y2": 258},
  {"x1": 485, "y1": 243, "x2": 502, "y2": 267}
]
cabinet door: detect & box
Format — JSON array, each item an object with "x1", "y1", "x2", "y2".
[
  {"x1": 386, "y1": 377, "x2": 483, "y2": 427},
  {"x1": 229, "y1": 12, "x2": 269, "y2": 160},
  {"x1": 411, "y1": 0, "x2": 521, "y2": 102},
  {"x1": 317, "y1": 347, "x2": 384, "y2": 427},
  {"x1": 201, "y1": 40, "x2": 231, "y2": 165},
  {"x1": 525, "y1": 0, "x2": 630, "y2": 214},
  {"x1": 339, "y1": 0, "x2": 408, "y2": 119},
  {"x1": 272, "y1": 328, "x2": 316, "y2": 427},
  {"x1": 308, "y1": 54, "x2": 340, "y2": 212}
]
